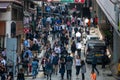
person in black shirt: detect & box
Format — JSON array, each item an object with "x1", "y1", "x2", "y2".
[{"x1": 17, "y1": 68, "x2": 25, "y2": 80}]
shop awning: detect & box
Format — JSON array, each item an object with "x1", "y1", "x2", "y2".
[{"x1": 0, "y1": 3, "x2": 10, "y2": 9}]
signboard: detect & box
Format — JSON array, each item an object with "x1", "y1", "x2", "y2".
[
  {"x1": 23, "y1": 28, "x2": 29, "y2": 34},
  {"x1": 48, "y1": 0, "x2": 85, "y2": 3},
  {"x1": 52, "y1": 0, "x2": 61, "y2": 1},
  {"x1": 74, "y1": 0, "x2": 85, "y2": 3},
  {"x1": 61, "y1": 0, "x2": 74, "y2": 2},
  {"x1": 6, "y1": 38, "x2": 17, "y2": 65}
]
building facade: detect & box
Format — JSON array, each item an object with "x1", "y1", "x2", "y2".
[
  {"x1": 0, "y1": 0, "x2": 37, "y2": 53},
  {"x1": 0, "y1": 0, "x2": 24, "y2": 53}
]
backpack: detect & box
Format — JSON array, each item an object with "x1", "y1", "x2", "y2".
[{"x1": 52, "y1": 56, "x2": 59, "y2": 65}]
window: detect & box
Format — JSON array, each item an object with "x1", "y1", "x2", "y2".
[{"x1": 12, "y1": 4, "x2": 23, "y2": 21}]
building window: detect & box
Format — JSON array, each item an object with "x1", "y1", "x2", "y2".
[
  {"x1": 11, "y1": 22, "x2": 16, "y2": 37},
  {"x1": 12, "y1": 5, "x2": 23, "y2": 20},
  {"x1": 0, "y1": 37, "x2": 4, "y2": 52}
]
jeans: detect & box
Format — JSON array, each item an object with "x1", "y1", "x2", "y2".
[{"x1": 32, "y1": 68, "x2": 38, "y2": 78}]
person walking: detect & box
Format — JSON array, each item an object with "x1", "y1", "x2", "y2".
[
  {"x1": 90, "y1": 70, "x2": 97, "y2": 80},
  {"x1": 92, "y1": 56, "x2": 99, "y2": 75},
  {"x1": 41, "y1": 56, "x2": 47, "y2": 77},
  {"x1": 52, "y1": 53, "x2": 59, "y2": 75},
  {"x1": 81, "y1": 60, "x2": 86, "y2": 80},
  {"x1": 101, "y1": 54, "x2": 109, "y2": 68},
  {"x1": 22, "y1": 54, "x2": 29, "y2": 76},
  {"x1": 66, "y1": 57, "x2": 73, "y2": 80},
  {"x1": 59, "y1": 57, "x2": 66, "y2": 80},
  {"x1": 75, "y1": 55, "x2": 81, "y2": 79},
  {"x1": 17, "y1": 68, "x2": 25, "y2": 80},
  {"x1": 45, "y1": 58, "x2": 53, "y2": 80},
  {"x1": 32, "y1": 58, "x2": 39, "y2": 79},
  {"x1": 76, "y1": 41, "x2": 82, "y2": 58},
  {"x1": 71, "y1": 41, "x2": 76, "y2": 58}
]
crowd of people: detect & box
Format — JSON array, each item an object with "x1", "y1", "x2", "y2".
[{"x1": 0, "y1": 3, "x2": 106, "y2": 80}]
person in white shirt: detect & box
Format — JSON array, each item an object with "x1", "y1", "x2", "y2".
[
  {"x1": 75, "y1": 55, "x2": 81, "y2": 79},
  {"x1": 76, "y1": 31, "x2": 81, "y2": 42},
  {"x1": 1, "y1": 57, "x2": 6, "y2": 66},
  {"x1": 54, "y1": 45, "x2": 61, "y2": 56},
  {"x1": 76, "y1": 41, "x2": 82, "y2": 57}
]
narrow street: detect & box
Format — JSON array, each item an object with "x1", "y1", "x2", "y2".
[
  {"x1": 23, "y1": 27, "x2": 115, "y2": 80},
  {"x1": 0, "y1": 0, "x2": 119, "y2": 80}
]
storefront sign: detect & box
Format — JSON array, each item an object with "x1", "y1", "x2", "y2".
[{"x1": 61, "y1": 0, "x2": 74, "y2": 2}]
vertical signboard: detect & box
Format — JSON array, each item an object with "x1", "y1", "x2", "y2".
[{"x1": 6, "y1": 38, "x2": 17, "y2": 78}]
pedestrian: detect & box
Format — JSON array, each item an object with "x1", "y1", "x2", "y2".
[
  {"x1": 75, "y1": 55, "x2": 81, "y2": 79},
  {"x1": 0, "y1": 63, "x2": 6, "y2": 80},
  {"x1": 76, "y1": 41, "x2": 82, "y2": 57},
  {"x1": 59, "y1": 57, "x2": 66, "y2": 80},
  {"x1": 90, "y1": 70, "x2": 97, "y2": 80},
  {"x1": 81, "y1": 60, "x2": 86, "y2": 80},
  {"x1": 32, "y1": 58, "x2": 39, "y2": 79},
  {"x1": 22, "y1": 54, "x2": 29, "y2": 75},
  {"x1": 101, "y1": 54, "x2": 109, "y2": 68},
  {"x1": 92, "y1": 56, "x2": 99, "y2": 75},
  {"x1": 6, "y1": 72, "x2": 13, "y2": 80},
  {"x1": 52, "y1": 53, "x2": 59, "y2": 75},
  {"x1": 41, "y1": 57, "x2": 47, "y2": 77},
  {"x1": 66, "y1": 55, "x2": 73, "y2": 80},
  {"x1": 76, "y1": 31, "x2": 81, "y2": 42},
  {"x1": 71, "y1": 41, "x2": 76, "y2": 58},
  {"x1": 17, "y1": 68, "x2": 25, "y2": 80},
  {"x1": 45, "y1": 58, "x2": 53, "y2": 80}
]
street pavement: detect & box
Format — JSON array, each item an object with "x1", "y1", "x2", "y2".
[{"x1": 23, "y1": 27, "x2": 116, "y2": 80}]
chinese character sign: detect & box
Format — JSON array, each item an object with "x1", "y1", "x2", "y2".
[{"x1": 74, "y1": 0, "x2": 85, "y2": 3}]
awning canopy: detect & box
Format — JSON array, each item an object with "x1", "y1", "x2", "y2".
[{"x1": 0, "y1": 3, "x2": 10, "y2": 9}]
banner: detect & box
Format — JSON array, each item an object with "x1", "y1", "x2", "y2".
[
  {"x1": 47, "y1": 0, "x2": 85, "y2": 3},
  {"x1": 52, "y1": 0, "x2": 61, "y2": 1},
  {"x1": 74, "y1": 0, "x2": 85, "y2": 3},
  {"x1": 61, "y1": 0, "x2": 74, "y2": 2}
]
